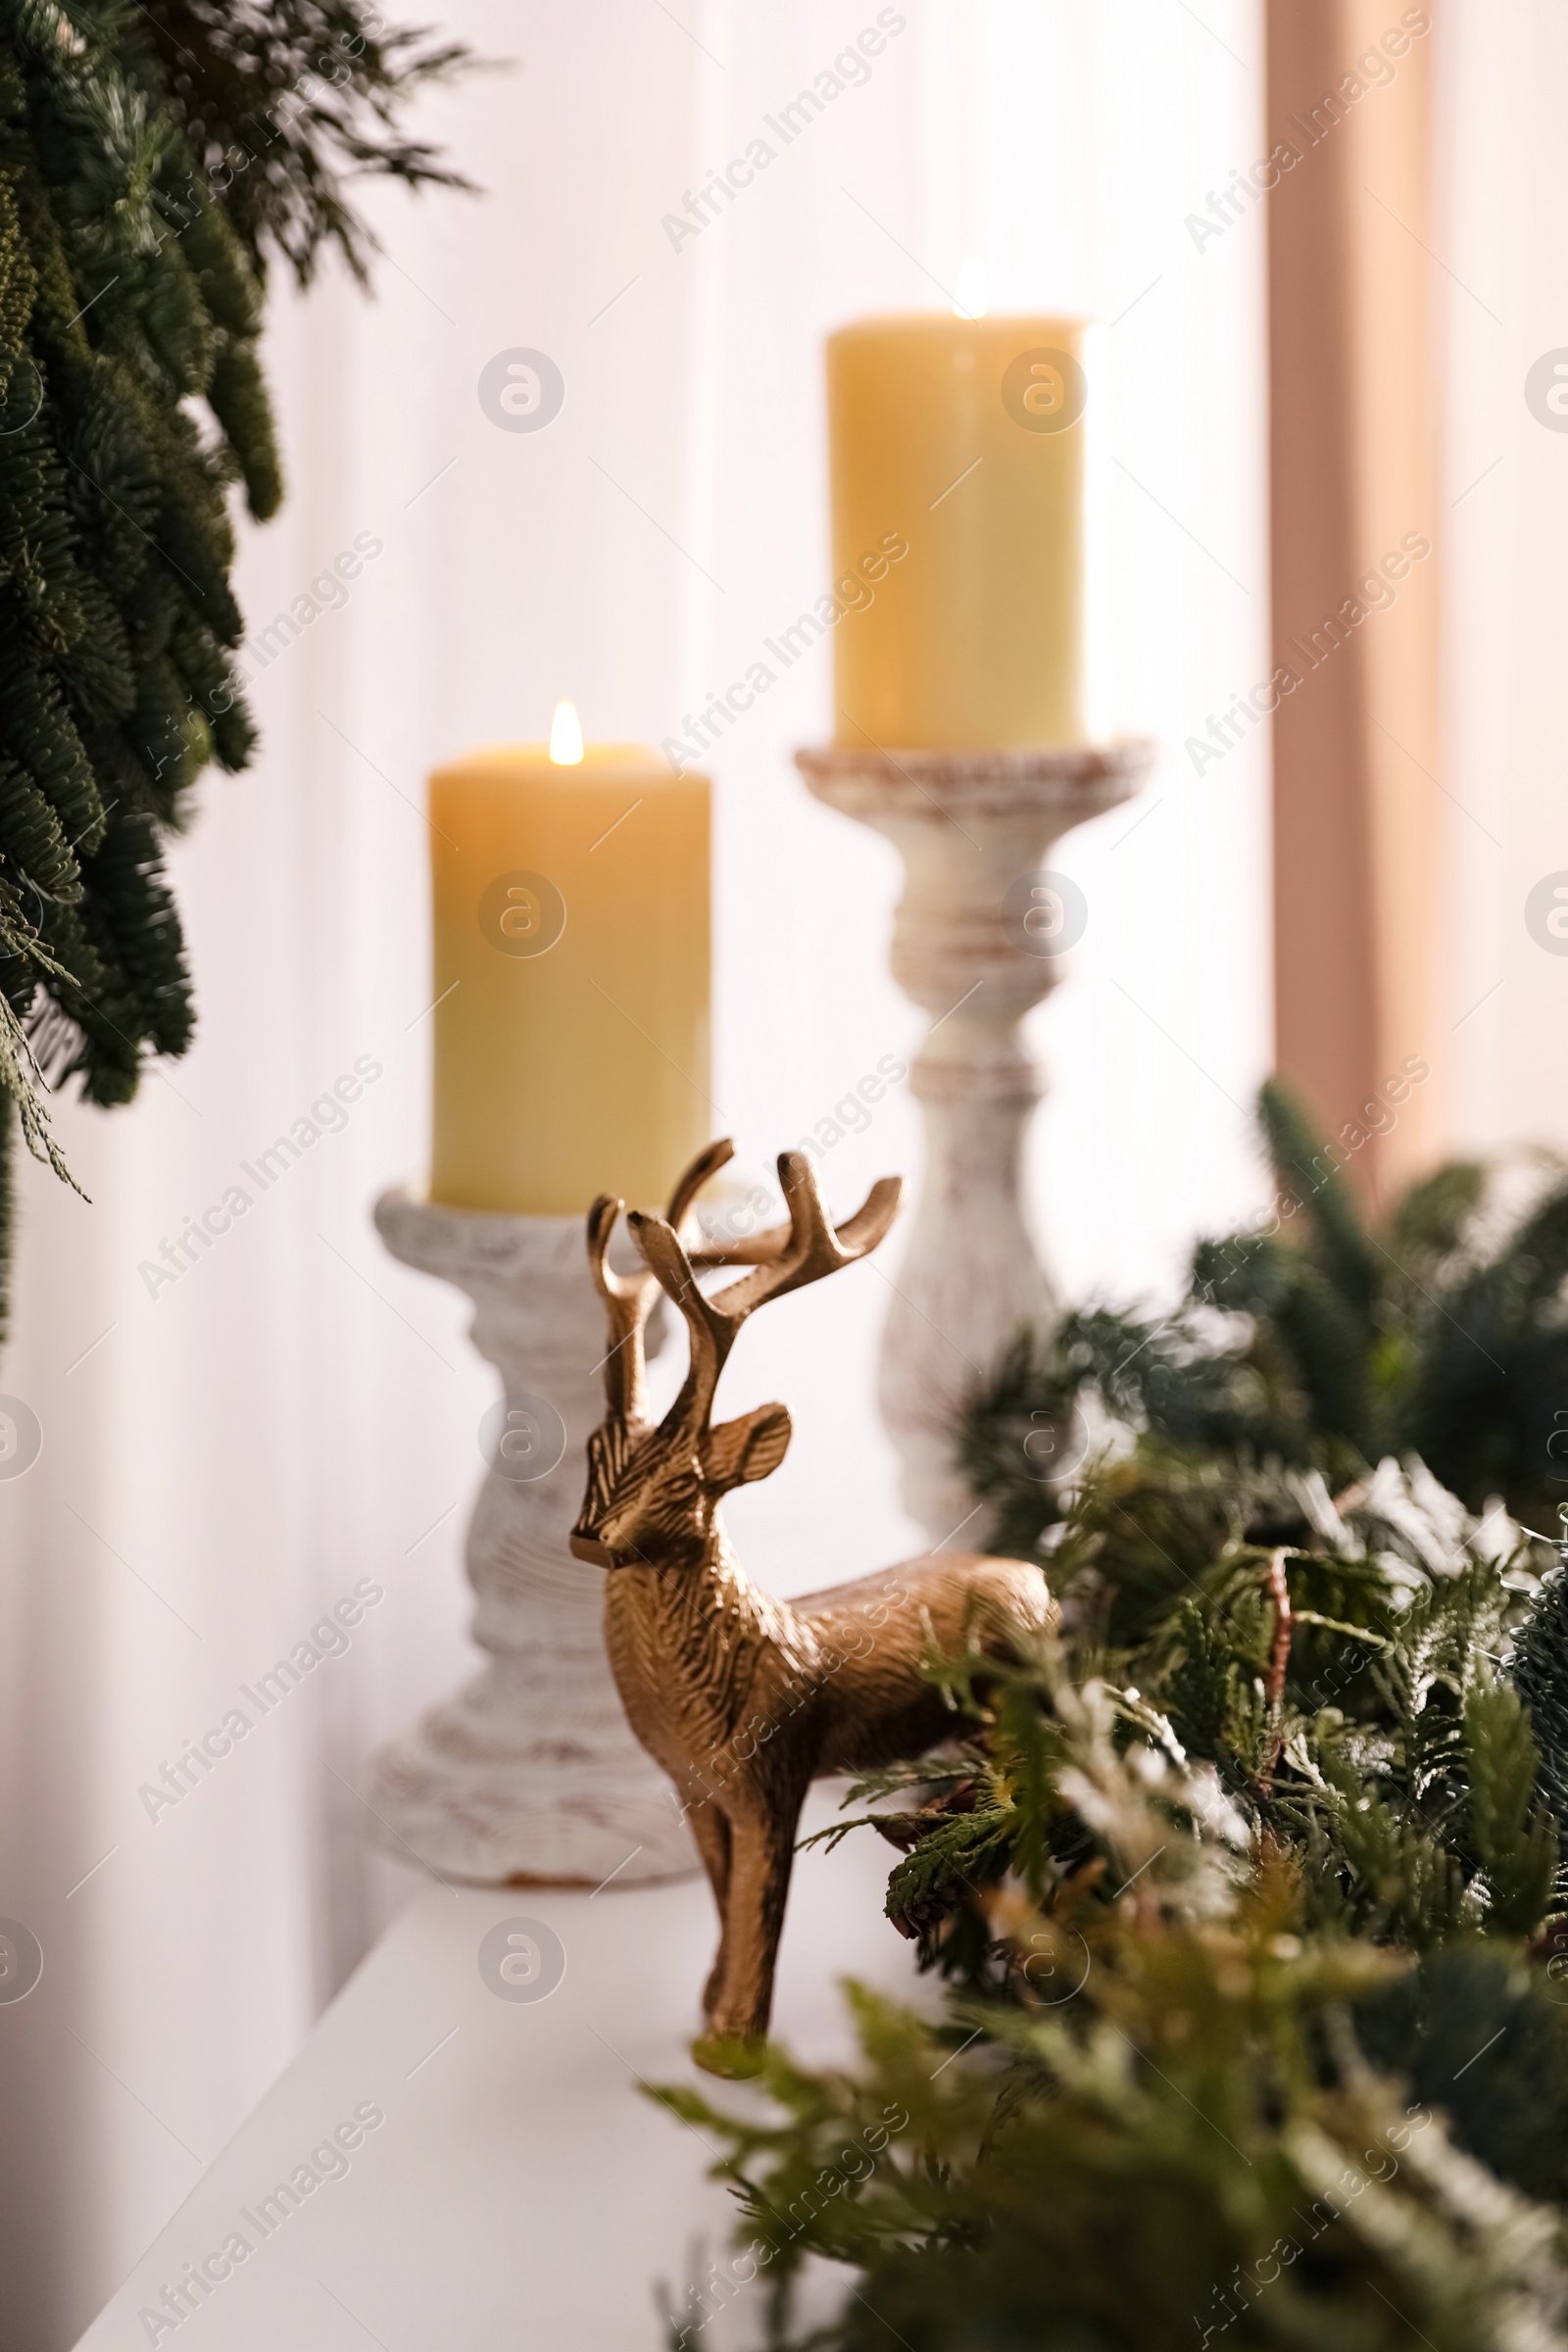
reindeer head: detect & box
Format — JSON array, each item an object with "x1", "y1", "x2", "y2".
[{"x1": 569, "y1": 1142, "x2": 904, "y2": 1572}]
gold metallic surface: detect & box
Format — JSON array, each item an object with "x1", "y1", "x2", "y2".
[{"x1": 571, "y1": 1142, "x2": 1056, "y2": 2074}]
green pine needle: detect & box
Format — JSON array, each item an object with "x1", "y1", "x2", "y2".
[{"x1": 0, "y1": 0, "x2": 473, "y2": 1344}]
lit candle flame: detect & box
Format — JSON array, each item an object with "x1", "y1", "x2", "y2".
[
  {"x1": 549, "y1": 700, "x2": 585, "y2": 764},
  {"x1": 954, "y1": 257, "x2": 988, "y2": 320}
]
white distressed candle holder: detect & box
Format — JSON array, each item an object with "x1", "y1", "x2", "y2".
[
  {"x1": 363, "y1": 1191, "x2": 696, "y2": 1886},
  {"x1": 796, "y1": 741, "x2": 1156, "y2": 1542}
]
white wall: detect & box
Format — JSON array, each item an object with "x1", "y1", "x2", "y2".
[{"x1": 0, "y1": 4, "x2": 1271, "y2": 2339}]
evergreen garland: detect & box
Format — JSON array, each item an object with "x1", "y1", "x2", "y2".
[
  {"x1": 126, "y1": 4, "x2": 474, "y2": 286},
  {"x1": 1512, "y1": 1525, "x2": 1568, "y2": 1841},
  {"x1": 811, "y1": 1463, "x2": 1562, "y2": 1977},
  {"x1": 0, "y1": 0, "x2": 470, "y2": 1340},
  {"x1": 656, "y1": 1453, "x2": 1568, "y2": 2344},
  {"x1": 959, "y1": 1081, "x2": 1568, "y2": 1558}
]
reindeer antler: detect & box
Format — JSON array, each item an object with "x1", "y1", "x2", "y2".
[
  {"x1": 628, "y1": 1150, "x2": 904, "y2": 1436},
  {"x1": 584, "y1": 1139, "x2": 801, "y2": 1424}
]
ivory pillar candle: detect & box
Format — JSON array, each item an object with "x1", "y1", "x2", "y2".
[
  {"x1": 428, "y1": 717, "x2": 710, "y2": 1213},
  {"x1": 826, "y1": 315, "x2": 1089, "y2": 749}
]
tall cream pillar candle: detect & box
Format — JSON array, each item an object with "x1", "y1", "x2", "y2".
[
  {"x1": 826, "y1": 314, "x2": 1089, "y2": 748},
  {"x1": 428, "y1": 711, "x2": 710, "y2": 1213}
]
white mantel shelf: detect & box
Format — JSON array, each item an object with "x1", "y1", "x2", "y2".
[{"x1": 75, "y1": 1789, "x2": 921, "y2": 2351}]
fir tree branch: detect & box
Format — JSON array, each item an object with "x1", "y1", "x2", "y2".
[{"x1": 116, "y1": 0, "x2": 482, "y2": 284}]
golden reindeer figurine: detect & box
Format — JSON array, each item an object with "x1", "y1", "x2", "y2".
[{"x1": 569, "y1": 1140, "x2": 1056, "y2": 2076}]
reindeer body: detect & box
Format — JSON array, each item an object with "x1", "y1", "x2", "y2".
[
  {"x1": 571, "y1": 1142, "x2": 1055, "y2": 2074},
  {"x1": 606, "y1": 1545, "x2": 1049, "y2": 1793}
]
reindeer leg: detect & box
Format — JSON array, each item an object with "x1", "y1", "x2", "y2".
[
  {"x1": 685, "y1": 1800, "x2": 733, "y2": 2018},
  {"x1": 692, "y1": 1795, "x2": 803, "y2": 2079}
]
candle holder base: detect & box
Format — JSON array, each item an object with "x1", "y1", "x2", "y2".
[
  {"x1": 363, "y1": 1191, "x2": 697, "y2": 1887},
  {"x1": 797, "y1": 740, "x2": 1156, "y2": 1542}
]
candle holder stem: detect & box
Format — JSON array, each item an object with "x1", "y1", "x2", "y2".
[
  {"x1": 364, "y1": 1193, "x2": 696, "y2": 1886},
  {"x1": 798, "y1": 742, "x2": 1155, "y2": 1542}
]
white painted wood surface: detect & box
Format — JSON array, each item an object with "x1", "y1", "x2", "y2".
[
  {"x1": 73, "y1": 1788, "x2": 922, "y2": 2352},
  {"x1": 365, "y1": 1192, "x2": 697, "y2": 1886},
  {"x1": 797, "y1": 744, "x2": 1156, "y2": 1540}
]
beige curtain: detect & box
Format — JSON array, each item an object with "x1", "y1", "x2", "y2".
[{"x1": 1266, "y1": 1, "x2": 1439, "y2": 1199}]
